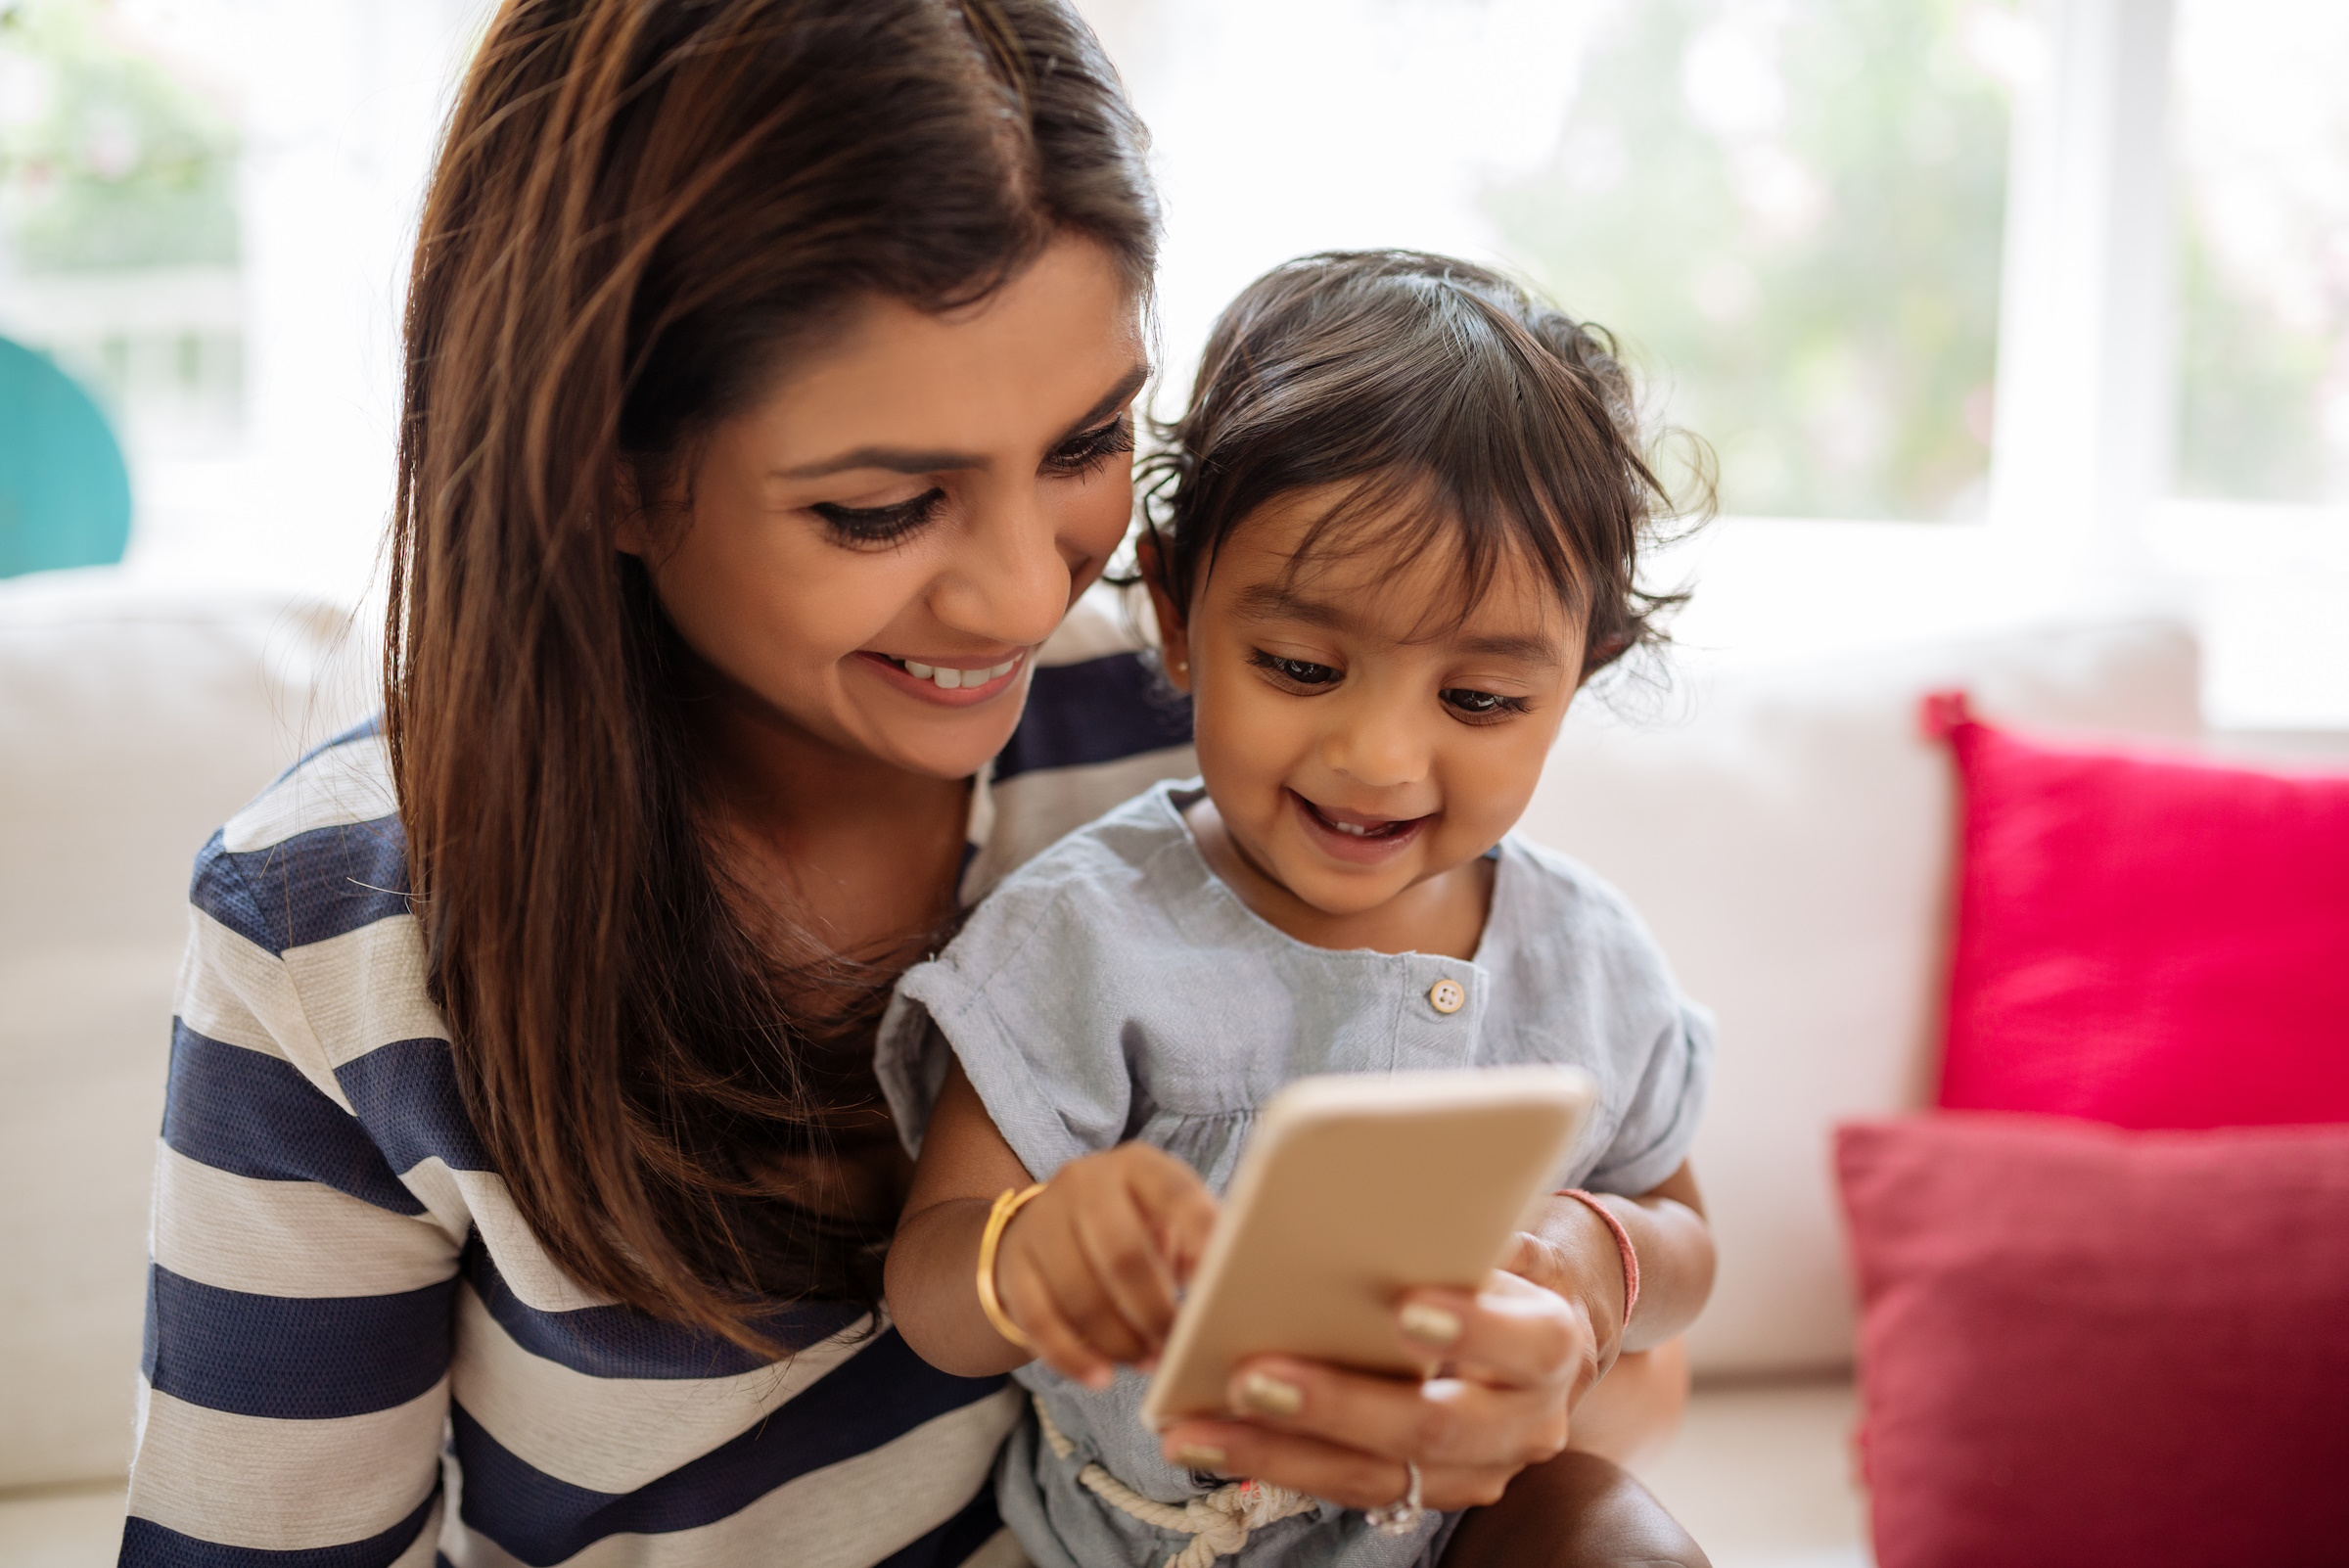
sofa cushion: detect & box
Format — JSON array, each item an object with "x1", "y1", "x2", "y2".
[
  {"x1": 1930, "y1": 695, "x2": 2349, "y2": 1129},
  {"x1": 1518, "y1": 613, "x2": 2201, "y2": 1372},
  {"x1": 1837, "y1": 1113, "x2": 2349, "y2": 1568},
  {"x1": 0, "y1": 569, "x2": 370, "y2": 1489}
]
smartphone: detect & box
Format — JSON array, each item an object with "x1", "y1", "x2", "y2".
[{"x1": 1140, "y1": 1064, "x2": 1595, "y2": 1429}]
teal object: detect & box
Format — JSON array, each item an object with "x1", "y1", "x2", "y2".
[{"x1": 0, "y1": 336, "x2": 133, "y2": 576}]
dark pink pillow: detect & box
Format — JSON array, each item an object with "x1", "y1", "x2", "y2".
[
  {"x1": 1928, "y1": 695, "x2": 2349, "y2": 1129},
  {"x1": 1837, "y1": 1113, "x2": 2349, "y2": 1568}
]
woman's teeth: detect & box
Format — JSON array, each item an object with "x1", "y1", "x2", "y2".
[{"x1": 899, "y1": 657, "x2": 1018, "y2": 691}]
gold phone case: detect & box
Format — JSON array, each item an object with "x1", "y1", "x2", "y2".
[{"x1": 1141, "y1": 1065, "x2": 1595, "y2": 1429}]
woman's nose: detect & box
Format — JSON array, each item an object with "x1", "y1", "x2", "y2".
[{"x1": 928, "y1": 491, "x2": 1072, "y2": 649}]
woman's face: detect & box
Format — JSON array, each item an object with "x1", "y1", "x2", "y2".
[{"x1": 623, "y1": 236, "x2": 1147, "y2": 780}]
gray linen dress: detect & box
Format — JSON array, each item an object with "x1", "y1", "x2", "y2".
[{"x1": 877, "y1": 780, "x2": 1715, "y2": 1568}]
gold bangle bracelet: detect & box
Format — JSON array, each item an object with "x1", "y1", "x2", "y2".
[{"x1": 977, "y1": 1182, "x2": 1047, "y2": 1352}]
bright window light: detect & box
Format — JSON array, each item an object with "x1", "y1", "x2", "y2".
[
  {"x1": 2172, "y1": 0, "x2": 2349, "y2": 507},
  {"x1": 1490, "y1": 0, "x2": 2022, "y2": 523}
]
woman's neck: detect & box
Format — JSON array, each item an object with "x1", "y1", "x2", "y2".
[{"x1": 690, "y1": 674, "x2": 972, "y2": 963}]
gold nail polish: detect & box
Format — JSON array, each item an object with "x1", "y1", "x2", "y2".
[
  {"x1": 1239, "y1": 1370, "x2": 1304, "y2": 1416},
  {"x1": 1174, "y1": 1443, "x2": 1226, "y2": 1469},
  {"x1": 1399, "y1": 1302, "x2": 1462, "y2": 1346}
]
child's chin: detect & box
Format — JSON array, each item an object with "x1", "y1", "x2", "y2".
[{"x1": 1284, "y1": 860, "x2": 1416, "y2": 916}]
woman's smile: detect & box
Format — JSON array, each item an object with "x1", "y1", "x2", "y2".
[{"x1": 854, "y1": 648, "x2": 1031, "y2": 705}]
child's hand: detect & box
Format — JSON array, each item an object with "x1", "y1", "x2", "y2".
[{"x1": 990, "y1": 1143, "x2": 1219, "y2": 1389}]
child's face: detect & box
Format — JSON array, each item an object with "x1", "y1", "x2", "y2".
[{"x1": 1153, "y1": 484, "x2": 1586, "y2": 921}]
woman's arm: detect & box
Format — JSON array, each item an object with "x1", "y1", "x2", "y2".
[
  {"x1": 1147, "y1": 1163, "x2": 1714, "y2": 1512},
  {"x1": 124, "y1": 853, "x2": 459, "y2": 1566},
  {"x1": 888, "y1": 1060, "x2": 1219, "y2": 1386}
]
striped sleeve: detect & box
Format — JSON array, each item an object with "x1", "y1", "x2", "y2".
[{"x1": 123, "y1": 746, "x2": 461, "y2": 1568}]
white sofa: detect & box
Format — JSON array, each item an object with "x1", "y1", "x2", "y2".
[{"x1": 0, "y1": 542, "x2": 2229, "y2": 1564}]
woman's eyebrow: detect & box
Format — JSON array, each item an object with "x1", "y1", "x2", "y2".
[
  {"x1": 775, "y1": 362, "x2": 1149, "y2": 482},
  {"x1": 779, "y1": 445, "x2": 984, "y2": 479},
  {"x1": 1052, "y1": 361, "x2": 1151, "y2": 441}
]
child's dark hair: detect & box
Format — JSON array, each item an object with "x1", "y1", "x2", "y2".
[{"x1": 1138, "y1": 251, "x2": 1710, "y2": 676}]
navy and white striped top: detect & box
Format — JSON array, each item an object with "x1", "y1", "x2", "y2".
[{"x1": 124, "y1": 592, "x2": 1196, "y2": 1568}]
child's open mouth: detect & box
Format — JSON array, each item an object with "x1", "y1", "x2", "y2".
[{"x1": 1291, "y1": 791, "x2": 1432, "y2": 860}]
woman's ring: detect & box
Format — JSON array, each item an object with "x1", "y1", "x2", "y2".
[{"x1": 1364, "y1": 1458, "x2": 1426, "y2": 1536}]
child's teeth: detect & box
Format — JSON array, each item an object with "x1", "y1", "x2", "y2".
[
  {"x1": 904, "y1": 661, "x2": 935, "y2": 679},
  {"x1": 935, "y1": 667, "x2": 963, "y2": 690}
]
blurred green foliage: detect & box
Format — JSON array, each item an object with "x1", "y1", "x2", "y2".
[
  {"x1": 0, "y1": 0, "x2": 239, "y2": 271},
  {"x1": 1486, "y1": 0, "x2": 2011, "y2": 521}
]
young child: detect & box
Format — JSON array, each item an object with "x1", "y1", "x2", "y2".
[{"x1": 880, "y1": 251, "x2": 1716, "y2": 1568}]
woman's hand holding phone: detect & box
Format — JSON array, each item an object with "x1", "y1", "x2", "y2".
[
  {"x1": 1151, "y1": 1257, "x2": 1593, "y2": 1510},
  {"x1": 990, "y1": 1142, "x2": 1221, "y2": 1389}
]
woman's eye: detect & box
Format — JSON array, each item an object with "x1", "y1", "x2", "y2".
[
  {"x1": 809, "y1": 488, "x2": 945, "y2": 545},
  {"x1": 1041, "y1": 415, "x2": 1135, "y2": 477},
  {"x1": 1442, "y1": 687, "x2": 1529, "y2": 719},
  {"x1": 1250, "y1": 650, "x2": 1341, "y2": 688}
]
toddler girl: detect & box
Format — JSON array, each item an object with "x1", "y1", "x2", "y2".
[{"x1": 880, "y1": 251, "x2": 1716, "y2": 1568}]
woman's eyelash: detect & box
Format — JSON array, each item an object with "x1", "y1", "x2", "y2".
[
  {"x1": 1249, "y1": 650, "x2": 1341, "y2": 686},
  {"x1": 1042, "y1": 415, "x2": 1135, "y2": 476},
  {"x1": 809, "y1": 487, "x2": 944, "y2": 544},
  {"x1": 1442, "y1": 688, "x2": 1532, "y2": 720}
]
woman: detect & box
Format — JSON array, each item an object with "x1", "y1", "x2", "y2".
[{"x1": 121, "y1": 3, "x2": 1710, "y2": 1565}]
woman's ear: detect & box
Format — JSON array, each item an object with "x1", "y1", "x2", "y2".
[
  {"x1": 610, "y1": 459, "x2": 655, "y2": 557},
  {"x1": 1136, "y1": 530, "x2": 1194, "y2": 695}
]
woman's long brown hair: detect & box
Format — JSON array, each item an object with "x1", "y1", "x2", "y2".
[{"x1": 386, "y1": 0, "x2": 1155, "y2": 1352}]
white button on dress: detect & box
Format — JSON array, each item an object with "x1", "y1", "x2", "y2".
[{"x1": 1428, "y1": 978, "x2": 1466, "y2": 1014}]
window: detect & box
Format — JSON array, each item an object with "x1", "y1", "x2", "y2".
[
  {"x1": 1094, "y1": 0, "x2": 2021, "y2": 522},
  {"x1": 2172, "y1": 0, "x2": 2349, "y2": 507},
  {"x1": 1489, "y1": 0, "x2": 2021, "y2": 522},
  {"x1": 0, "y1": 0, "x2": 481, "y2": 589},
  {"x1": 0, "y1": 0, "x2": 243, "y2": 456}
]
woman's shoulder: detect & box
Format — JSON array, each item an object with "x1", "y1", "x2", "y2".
[
  {"x1": 963, "y1": 583, "x2": 1197, "y2": 899},
  {"x1": 193, "y1": 716, "x2": 410, "y2": 958}
]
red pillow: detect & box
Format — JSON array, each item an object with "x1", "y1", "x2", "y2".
[
  {"x1": 1837, "y1": 1113, "x2": 2349, "y2": 1568},
  {"x1": 1927, "y1": 694, "x2": 2349, "y2": 1129}
]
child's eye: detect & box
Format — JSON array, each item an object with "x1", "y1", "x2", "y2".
[
  {"x1": 1249, "y1": 650, "x2": 1341, "y2": 688},
  {"x1": 1041, "y1": 415, "x2": 1135, "y2": 478},
  {"x1": 810, "y1": 488, "x2": 945, "y2": 546},
  {"x1": 1442, "y1": 687, "x2": 1531, "y2": 721}
]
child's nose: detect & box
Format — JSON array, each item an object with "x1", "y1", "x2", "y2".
[{"x1": 1321, "y1": 706, "x2": 1429, "y2": 790}]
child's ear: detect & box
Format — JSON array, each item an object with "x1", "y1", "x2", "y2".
[{"x1": 1136, "y1": 530, "x2": 1194, "y2": 696}]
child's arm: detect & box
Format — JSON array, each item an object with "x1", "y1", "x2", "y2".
[
  {"x1": 1512, "y1": 1160, "x2": 1715, "y2": 1369},
  {"x1": 888, "y1": 1058, "x2": 1221, "y2": 1389}
]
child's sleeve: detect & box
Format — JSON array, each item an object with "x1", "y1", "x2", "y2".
[
  {"x1": 875, "y1": 874, "x2": 1138, "y2": 1183},
  {"x1": 1582, "y1": 996, "x2": 1716, "y2": 1196}
]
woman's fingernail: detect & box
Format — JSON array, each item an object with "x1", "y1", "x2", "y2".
[
  {"x1": 1238, "y1": 1370, "x2": 1304, "y2": 1416},
  {"x1": 1173, "y1": 1443, "x2": 1226, "y2": 1468},
  {"x1": 1399, "y1": 1302, "x2": 1462, "y2": 1346}
]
